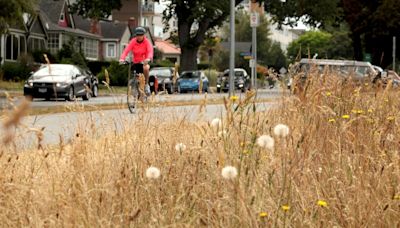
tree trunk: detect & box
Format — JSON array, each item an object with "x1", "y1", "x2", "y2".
[
  {"x1": 180, "y1": 47, "x2": 199, "y2": 72},
  {"x1": 351, "y1": 31, "x2": 363, "y2": 60}
]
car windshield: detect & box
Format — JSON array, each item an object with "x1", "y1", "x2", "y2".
[
  {"x1": 223, "y1": 71, "x2": 244, "y2": 78},
  {"x1": 150, "y1": 69, "x2": 171, "y2": 78},
  {"x1": 34, "y1": 65, "x2": 74, "y2": 76},
  {"x1": 181, "y1": 72, "x2": 200, "y2": 79}
]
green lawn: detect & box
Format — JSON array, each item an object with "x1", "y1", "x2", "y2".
[{"x1": 0, "y1": 80, "x2": 24, "y2": 91}]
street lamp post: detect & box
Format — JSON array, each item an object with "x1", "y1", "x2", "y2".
[{"x1": 229, "y1": 0, "x2": 235, "y2": 97}]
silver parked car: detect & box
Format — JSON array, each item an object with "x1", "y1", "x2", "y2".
[{"x1": 24, "y1": 64, "x2": 97, "y2": 101}]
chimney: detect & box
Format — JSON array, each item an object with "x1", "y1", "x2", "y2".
[
  {"x1": 128, "y1": 17, "x2": 137, "y2": 30},
  {"x1": 90, "y1": 19, "x2": 101, "y2": 35}
]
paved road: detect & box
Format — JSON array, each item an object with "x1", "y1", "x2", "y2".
[
  {"x1": 1, "y1": 87, "x2": 284, "y2": 109},
  {"x1": 1, "y1": 103, "x2": 275, "y2": 150},
  {"x1": 1, "y1": 88, "x2": 284, "y2": 150}
]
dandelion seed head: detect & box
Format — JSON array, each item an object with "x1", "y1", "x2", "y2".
[
  {"x1": 221, "y1": 166, "x2": 238, "y2": 180},
  {"x1": 175, "y1": 143, "x2": 186, "y2": 152},
  {"x1": 218, "y1": 130, "x2": 227, "y2": 138},
  {"x1": 210, "y1": 118, "x2": 222, "y2": 129},
  {"x1": 145, "y1": 167, "x2": 160, "y2": 179},
  {"x1": 273, "y1": 124, "x2": 290, "y2": 137},
  {"x1": 256, "y1": 135, "x2": 274, "y2": 150},
  {"x1": 386, "y1": 134, "x2": 395, "y2": 141}
]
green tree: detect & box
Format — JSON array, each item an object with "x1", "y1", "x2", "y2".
[
  {"x1": 287, "y1": 29, "x2": 353, "y2": 61},
  {"x1": 69, "y1": 0, "x2": 122, "y2": 19},
  {"x1": 261, "y1": 0, "x2": 400, "y2": 67},
  {"x1": 161, "y1": 0, "x2": 245, "y2": 71},
  {"x1": 0, "y1": 0, "x2": 37, "y2": 34},
  {"x1": 287, "y1": 31, "x2": 332, "y2": 60},
  {"x1": 220, "y1": 9, "x2": 286, "y2": 69},
  {"x1": 69, "y1": 0, "x2": 123, "y2": 34}
]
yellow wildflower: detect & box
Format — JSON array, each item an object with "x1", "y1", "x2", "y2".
[
  {"x1": 328, "y1": 118, "x2": 336, "y2": 123},
  {"x1": 317, "y1": 200, "x2": 328, "y2": 207},
  {"x1": 384, "y1": 98, "x2": 389, "y2": 102},
  {"x1": 342, "y1": 115, "x2": 350, "y2": 119},
  {"x1": 356, "y1": 110, "x2": 364, "y2": 114},
  {"x1": 230, "y1": 95, "x2": 239, "y2": 102},
  {"x1": 368, "y1": 109, "x2": 373, "y2": 113},
  {"x1": 259, "y1": 212, "x2": 268, "y2": 217},
  {"x1": 351, "y1": 109, "x2": 357, "y2": 114},
  {"x1": 326, "y1": 92, "x2": 332, "y2": 96},
  {"x1": 243, "y1": 150, "x2": 249, "y2": 155},
  {"x1": 387, "y1": 116, "x2": 395, "y2": 121},
  {"x1": 394, "y1": 195, "x2": 400, "y2": 200},
  {"x1": 364, "y1": 83, "x2": 369, "y2": 86},
  {"x1": 281, "y1": 205, "x2": 290, "y2": 211}
]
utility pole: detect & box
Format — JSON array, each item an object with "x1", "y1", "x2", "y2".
[{"x1": 229, "y1": 0, "x2": 235, "y2": 96}]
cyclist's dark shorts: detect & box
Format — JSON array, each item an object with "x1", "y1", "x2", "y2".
[{"x1": 132, "y1": 63, "x2": 144, "y2": 74}]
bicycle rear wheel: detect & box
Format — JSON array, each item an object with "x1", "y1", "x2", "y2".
[{"x1": 127, "y1": 78, "x2": 139, "y2": 113}]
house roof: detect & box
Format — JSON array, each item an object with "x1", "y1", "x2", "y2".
[
  {"x1": 155, "y1": 40, "x2": 181, "y2": 55},
  {"x1": 73, "y1": 15, "x2": 128, "y2": 40},
  {"x1": 40, "y1": 12, "x2": 101, "y2": 38},
  {"x1": 39, "y1": 0, "x2": 65, "y2": 24}
]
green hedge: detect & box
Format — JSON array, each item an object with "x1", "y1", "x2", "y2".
[
  {"x1": 97, "y1": 61, "x2": 129, "y2": 86},
  {"x1": 87, "y1": 61, "x2": 111, "y2": 75}
]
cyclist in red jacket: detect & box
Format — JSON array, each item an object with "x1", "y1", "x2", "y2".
[{"x1": 119, "y1": 27, "x2": 154, "y2": 95}]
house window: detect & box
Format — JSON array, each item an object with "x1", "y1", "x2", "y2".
[
  {"x1": 143, "y1": 18, "x2": 148, "y2": 26},
  {"x1": 6, "y1": 35, "x2": 11, "y2": 60},
  {"x1": 20, "y1": 36, "x2": 26, "y2": 55},
  {"x1": 5, "y1": 34, "x2": 26, "y2": 60},
  {"x1": 28, "y1": 37, "x2": 46, "y2": 52},
  {"x1": 84, "y1": 38, "x2": 98, "y2": 59},
  {"x1": 106, "y1": 43, "x2": 116, "y2": 58},
  {"x1": 48, "y1": 33, "x2": 60, "y2": 54}
]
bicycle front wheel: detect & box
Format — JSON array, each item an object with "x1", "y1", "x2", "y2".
[{"x1": 127, "y1": 78, "x2": 139, "y2": 113}]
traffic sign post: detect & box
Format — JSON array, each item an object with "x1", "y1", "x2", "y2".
[
  {"x1": 250, "y1": 12, "x2": 259, "y2": 27},
  {"x1": 250, "y1": 12, "x2": 259, "y2": 90}
]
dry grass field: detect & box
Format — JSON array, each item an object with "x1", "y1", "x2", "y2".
[{"x1": 1, "y1": 70, "x2": 399, "y2": 227}]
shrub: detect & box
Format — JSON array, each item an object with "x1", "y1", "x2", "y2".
[
  {"x1": 204, "y1": 69, "x2": 220, "y2": 86},
  {"x1": 87, "y1": 61, "x2": 111, "y2": 75},
  {"x1": 1, "y1": 54, "x2": 36, "y2": 81},
  {"x1": 97, "y1": 61, "x2": 129, "y2": 86}
]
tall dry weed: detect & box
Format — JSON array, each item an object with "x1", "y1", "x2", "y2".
[{"x1": 0, "y1": 72, "x2": 399, "y2": 227}]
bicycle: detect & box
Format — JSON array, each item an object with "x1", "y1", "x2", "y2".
[{"x1": 126, "y1": 61, "x2": 148, "y2": 113}]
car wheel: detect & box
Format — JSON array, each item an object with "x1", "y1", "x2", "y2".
[
  {"x1": 82, "y1": 89, "x2": 91, "y2": 101},
  {"x1": 217, "y1": 87, "x2": 221, "y2": 93},
  {"x1": 66, "y1": 86, "x2": 75, "y2": 101},
  {"x1": 92, "y1": 84, "x2": 99, "y2": 97}
]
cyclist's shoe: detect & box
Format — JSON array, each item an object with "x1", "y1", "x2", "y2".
[{"x1": 145, "y1": 84, "x2": 151, "y2": 96}]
